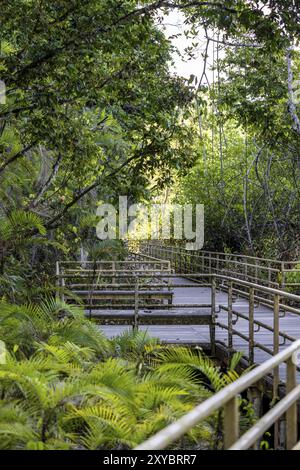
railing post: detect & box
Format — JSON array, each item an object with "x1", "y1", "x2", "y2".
[
  {"x1": 286, "y1": 357, "x2": 297, "y2": 449},
  {"x1": 216, "y1": 253, "x2": 220, "y2": 273},
  {"x1": 228, "y1": 282, "x2": 233, "y2": 353},
  {"x1": 134, "y1": 276, "x2": 139, "y2": 331},
  {"x1": 210, "y1": 276, "x2": 216, "y2": 356},
  {"x1": 268, "y1": 262, "x2": 272, "y2": 288},
  {"x1": 255, "y1": 259, "x2": 258, "y2": 284},
  {"x1": 249, "y1": 288, "x2": 255, "y2": 364},
  {"x1": 234, "y1": 255, "x2": 238, "y2": 276},
  {"x1": 244, "y1": 257, "x2": 248, "y2": 281},
  {"x1": 272, "y1": 293, "x2": 281, "y2": 450},
  {"x1": 280, "y1": 262, "x2": 285, "y2": 289},
  {"x1": 273, "y1": 294, "x2": 280, "y2": 400},
  {"x1": 224, "y1": 396, "x2": 239, "y2": 449}
]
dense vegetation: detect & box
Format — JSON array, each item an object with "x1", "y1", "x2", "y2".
[
  {"x1": 171, "y1": 36, "x2": 300, "y2": 258},
  {"x1": 0, "y1": 301, "x2": 250, "y2": 450},
  {"x1": 1, "y1": 1, "x2": 300, "y2": 282},
  {"x1": 0, "y1": 0, "x2": 299, "y2": 451}
]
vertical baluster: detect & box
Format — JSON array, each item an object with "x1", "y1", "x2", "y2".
[
  {"x1": 228, "y1": 282, "x2": 233, "y2": 353},
  {"x1": 255, "y1": 259, "x2": 258, "y2": 284},
  {"x1": 273, "y1": 293, "x2": 280, "y2": 449},
  {"x1": 224, "y1": 396, "x2": 239, "y2": 449},
  {"x1": 286, "y1": 356, "x2": 297, "y2": 449},
  {"x1": 211, "y1": 276, "x2": 216, "y2": 356},
  {"x1": 280, "y1": 262, "x2": 285, "y2": 289},
  {"x1": 249, "y1": 287, "x2": 255, "y2": 364},
  {"x1": 273, "y1": 294, "x2": 280, "y2": 398},
  {"x1": 268, "y1": 262, "x2": 271, "y2": 288}
]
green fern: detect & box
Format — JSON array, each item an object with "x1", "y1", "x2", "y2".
[{"x1": 0, "y1": 209, "x2": 46, "y2": 241}]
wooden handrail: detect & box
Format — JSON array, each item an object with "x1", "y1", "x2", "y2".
[
  {"x1": 135, "y1": 340, "x2": 300, "y2": 451},
  {"x1": 57, "y1": 270, "x2": 300, "y2": 302},
  {"x1": 140, "y1": 242, "x2": 300, "y2": 290},
  {"x1": 141, "y1": 241, "x2": 297, "y2": 265},
  {"x1": 57, "y1": 266, "x2": 300, "y2": 364}
]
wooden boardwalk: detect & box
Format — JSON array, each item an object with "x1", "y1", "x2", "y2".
[{"x1": 97, "y1": 276, "x2": 300, "y2": 382}]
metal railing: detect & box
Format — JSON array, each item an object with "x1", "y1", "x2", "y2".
[
  {"x1": 57, "y1": 264, "x2": 300, "y2": 375},
  {"x1": 139, "y1": 242, "x2": 300, "y2": 291},
  {"x1": 57, "y1": 253, "x2": 300, "y2": 362},
  {"x1": 135, "y1": 340, "x2": 300, "y2": 450},
  {"x1": 56, "y1": 259, "x2": 171, "y2": 275}
]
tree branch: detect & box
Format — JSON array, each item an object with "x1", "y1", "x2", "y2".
[
  {"x1": 44, "y1": 153, "x2": 142, "y2": 229},
  {"x1": 0, "y1": 141, "x2": 38, "y2": 174},
  {"x1": 28, "y1": 152, "x2": 62, "y2": 209}
]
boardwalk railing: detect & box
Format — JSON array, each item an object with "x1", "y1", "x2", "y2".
[
  {"x1": 56, "y1": 259, "x2": 172, "y2": 310},
  {"x1": 57, "y1": 261, "x2": 300, "y2": 378},
  {"x1": 56, "y1": 265, "x2": 215, "y2": 336},
  {"x1": 139, "y1": 242, "x2": 300, "y2": 291},
  {"x1": 135, "y1": 339, "x2": 300, "y2": 450}
]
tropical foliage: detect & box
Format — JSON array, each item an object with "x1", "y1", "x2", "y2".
[
  {"x1": 0, "y1": 298, "x2": 251, "y2": 450},
  {"x1": 0, "y1": 0, "x2": 299, "y2": 452}
]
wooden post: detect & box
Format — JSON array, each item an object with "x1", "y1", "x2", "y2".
[
  {"x1": 224, "y1": 396, "x2": 239, "y2": 449},
  {"x1": 268, "y1": 263, "x2": 272, "y2": 288},
  {"x1": 286, "y1": 357, "x2": 297, "y2": 449},
  {"x1": 273, "y1": 294, "x2": 280, "y2": 399},
  {"x1": 245, "y1": 258, "x2": 248, "y2": 281},
  {"x1": 249, "y1": 288, "x2": 255, "y2": 364},
  {"x1": 216, "y1": 253, "x2": 220, "y2": 274},
  {"x1": 247, "y1": 387, "x2": 262, "y2": 449},
  {"x1": 280, "y1": 262, "x2": 285, "y2": 289},
  {"x1": 255, "y1": 259, "x2": 258, "y2": 284},
  {"x1": 210, "y1": 276, "x2": 216, "y2": 356},
  {"x1": 228, "y1": 282, "x2": 233, "y2": 353},
  {"x1": 273, "y1": 293, "x2": 280, "y2": 449}
]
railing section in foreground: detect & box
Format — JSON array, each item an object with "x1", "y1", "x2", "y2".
[{"x1": 135, "y1": 340, "x2": 300, "y2": 450}]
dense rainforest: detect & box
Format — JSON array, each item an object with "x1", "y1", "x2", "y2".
[{"x1": 0, "y1": 0, "x2": 300, "y2": 451}]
